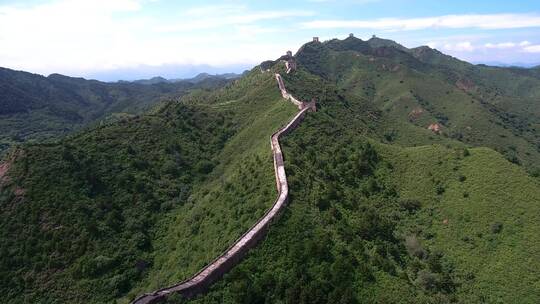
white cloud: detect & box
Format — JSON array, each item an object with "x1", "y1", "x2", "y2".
[
  {"x1": 433, "y1": 40, "x2": 539, "y2": 53},
  {"x1": 0, "y1": 0, "x2": 306, "y2": 76},
  {"x1": 523, "y1": 45, "x2": 540, "y2": 53},
  {"x1": 443, "y1": 41, "x2": 475, "y2": 52},
  {"x1": 485, "y1": 42, "x2": 516, "y2": 49},
  {"x1": 483, "y1": 41, "x2": 532, "y2": 49},
  {"x1": 184, "y1": 4, "x2": 245, "y2": 16},
  {"x1": 156, "y1": 9, "x2": 313, "y2": 32},
  {"x1": 301, "y1": 13, "x2": 540, "y2": 31}
]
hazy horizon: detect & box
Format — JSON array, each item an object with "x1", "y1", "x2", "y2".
[{"x1": 2, "y1": 37, "x2": 539, "y2": 82}]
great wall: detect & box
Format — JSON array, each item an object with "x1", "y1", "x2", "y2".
[{"x1": 132, "y1": 60, "x2": 314, "y2": 304}]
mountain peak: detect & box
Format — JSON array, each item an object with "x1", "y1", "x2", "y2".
[{"x1": 367, "y1": 36, "x2": 408, "y2": 52}]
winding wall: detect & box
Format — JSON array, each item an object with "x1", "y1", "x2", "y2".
[
  {"x1": 132, "y1": 73, "x2": 314, "y2": 304},
  {"x1": 275, "y1": 73, "x2": 303, "y2": 109}
]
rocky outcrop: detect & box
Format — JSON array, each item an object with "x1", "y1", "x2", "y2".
[
  {"x1": 428, "y1": 123, "x2": 442, "y2": 134},
  {"x1": 131, "y1": 74, "x2": 314, "y2": 304},
  {"x1": 408, "y1": 108, "x2": 424, "y2": 121},
  {"x1": 456, "y1": 78, "x2": 475, "y2": 92}
]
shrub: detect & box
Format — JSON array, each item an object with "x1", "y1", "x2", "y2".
[
  {"x1": 491, "y1": 222, "x2": 503, "y2": 234},
  {"x1": 506, "y1": 155, "x2": 521, "y2": 165},
  {"x1": 399, "y1": 199, "x2": 421, "y2": 212},
  {"x1": 405, "y1": 235, "x2": 426, "y2": 259},
  {"x1": 416, "y1": 269, "x2": 438, "y2": 290},
  {"x1": 161, "y1": 160, "x2": 179, "y2": 176},
  {"x1": 436, "y1": 184, "x2": 445, "y2": 195},
  {"x1": 195, "y1": 160, "x2": 214, "y2": 174}
]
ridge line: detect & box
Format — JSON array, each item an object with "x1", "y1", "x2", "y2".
[{"x1": 132, "y1": 72, "x2": 315, "y2": 304}]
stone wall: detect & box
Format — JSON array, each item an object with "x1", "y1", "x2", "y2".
[
  {"x1": 131, "y1": 74, "x2": 313, "y2": 304},
  {"x1": 275, "y1": 73, "x2": 303, "y2": 109}
]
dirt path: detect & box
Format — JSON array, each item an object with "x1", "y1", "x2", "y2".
[{"x1": 132, "y1": 73, "x2": 314, "y2": 304}]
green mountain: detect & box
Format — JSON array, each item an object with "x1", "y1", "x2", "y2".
[
  {"x1": 294, "y1": 36, "x2": 540, "y2": 172},
  {"x1": 0, "y1": 67, "x2": 229, "y2": 155},
  {"x1": 1, "y1": 37, "x2": 539, "y2": 304}
]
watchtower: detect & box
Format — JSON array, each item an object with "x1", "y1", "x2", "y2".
[
  {"x1": 372, "y1": 34, "x2": 377, "y2": 39},
  {"x1": 286, "y1": 50, "x2": 292, "y2": 57},
  {"x1": 313, "y1": 37, "x2": 319, "y2": 43},
  {"x1": 349, "y1": 33, "x2": 354, "y2": 38}
]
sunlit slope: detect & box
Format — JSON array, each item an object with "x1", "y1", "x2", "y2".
[
  {"x1": 295, "y1": 37, "x2": 540, "y2": 172},
  {"x1": 386, "y1": 144, "x2": 540, "y2": 303}
]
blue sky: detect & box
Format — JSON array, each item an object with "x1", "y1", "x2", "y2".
[{"x1": 1, "y1": 0, "x2": 540, "y2": 80}]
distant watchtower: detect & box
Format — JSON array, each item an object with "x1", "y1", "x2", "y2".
[
  {"x1": 349, "y1": 33, "x2": 354, "y2": 38},
  {"x1": 286, "y1": 50, "x2": 293, "y2": 57},
  {"x1": 372, "y1": 34, "x2": 377, "y2": 39},
  {"x1": 313, "y1": 37, "x2": 319, "y2": 43}
]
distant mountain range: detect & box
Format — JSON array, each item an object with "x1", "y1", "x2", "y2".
[
  {"x1": 124, "y1": 72, "x2": 243, "y2": 85},
  {"x1": 82, "y1": 63, "x2": 252, "y2": 82},
  {"x1": 473, "y1": 61, "x2": 540, "y2": 68},
  {"x1": 0, "y1": 67, "x2": 232, "y2": 155}
]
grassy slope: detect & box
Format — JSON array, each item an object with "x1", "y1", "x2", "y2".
[
  {"x1": 386, "y1": 145, "x2": 540, "y2": 303},
  {"x1": 296, "y1": 38, "x2": 540, "y2": 172}
]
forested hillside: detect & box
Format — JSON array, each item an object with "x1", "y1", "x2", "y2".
[
  {"x1": 0, "y1": 67, "x2": 229, "y2": 155},
  {"x1": 170, "y1": 37, "x2": 540, "y2": 304},
  {"x1": 183, "y1": 79, "x2": 540, "y2": 304},
  {"x1": 1, "y1": 36, "x2": 539, "y2": 304},
  {"x1": 0, "y1": 66, "x2": 297, "y2": 303}
]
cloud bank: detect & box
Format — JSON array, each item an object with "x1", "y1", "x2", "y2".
[
  {"x1": 0, "y1": 0, "x2": 539, "y2": 79},
  {"x1": 0, "y1": 0, "x2": 307, "y2": 77},
  {"x1": 302, "y1": 14, "x2": 540, "y2": 31}
]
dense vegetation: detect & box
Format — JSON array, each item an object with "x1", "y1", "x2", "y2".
[
  {"x1": 0, "y1": 67, "x2": 298, "y2": 303},
  {"x1": 178, "y1": 111, "x2": 453, "y2": 304},
  {"x1": 0, "y1": 102, "x2": 235, "y2": 302},
  {"x1": 1, "y1": 36, "x2": 540, "y2": 304},
  {"x1": 0, "y1": 67, "x2": 229, "y2": 156},
  {"x1": 169, "y1": 53, "x2": 540, "y2": 303}
]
